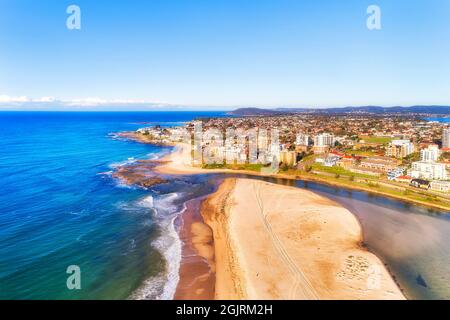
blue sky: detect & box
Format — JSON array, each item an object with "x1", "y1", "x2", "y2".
[{"x1": 0, "y1": 0, "x2": 449, "y2": 110}]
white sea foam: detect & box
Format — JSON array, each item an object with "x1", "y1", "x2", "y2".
[
  {"x1": 147, "y1": 151, "x2": 168, "y2": 160},
  {"x1": 130, "y1": 193, "x2": 186, "y2": 300},
  {"x1": 138, "y1": 195, "x2": 154, "y2": 209},
  {"x1": 108, "y1": 157, "x2": 137, "y2": 169},
  {"x1": 153, "y1": 193, "x2": 181, "y2": 217},
  {"x1": 113, "y1": 180, "x2": 136, "y2": 189}
]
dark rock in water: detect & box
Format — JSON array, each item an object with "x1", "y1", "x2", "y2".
[
  {"x1": 112, "y1": 162, "x2": 167, "y2": 188},
  {"x1": 416, "y1": 274, "x2": 428, "y2": 288}
]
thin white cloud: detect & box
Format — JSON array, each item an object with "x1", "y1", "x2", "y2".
[
  {"x1": 0, "y1": 95, "x2": 30, "y2": 103},
  {"x1": 33, "y1": 96, "x2": 56, "y2": 103},
  {"x1": 0, "y1": 94, "x2": 172, "y2": 110}
]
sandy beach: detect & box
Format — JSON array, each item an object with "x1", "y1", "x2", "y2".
[
  {"x1": 112, "y1": 140, "x2": 406, "y2": 299},
  {"x1": 201, "y1": 178, "x2": 405, "y2": 300}
]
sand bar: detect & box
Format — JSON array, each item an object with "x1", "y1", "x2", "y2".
[{"x1": 201, "y1": 178, "x2": 405, "y2": 300}]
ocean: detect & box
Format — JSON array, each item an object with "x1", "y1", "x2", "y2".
[
  {"x1": 1, "y1": 112, "x2": 450, "y2": 300},
  {"x1": 0, "y1": 111, "x2": 222, "y2": 299}
]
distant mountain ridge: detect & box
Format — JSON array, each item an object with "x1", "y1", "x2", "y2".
[{"x1": 229, "y1": 106, "x2": 450, "y2": 116}]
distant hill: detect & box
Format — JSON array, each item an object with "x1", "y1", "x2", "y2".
[
  {"x1": 228, "y1": 107, "x2": 286, "y2": 116},
  {"x1": 229, "y1": 105, "x2": 450, "y2": 116}
]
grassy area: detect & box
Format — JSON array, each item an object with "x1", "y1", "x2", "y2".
[
  {"x1": 301, "y1": 154, "x2": 316, "y2": 162},
  {"x1": 344, "y1": 149, "x2": 378, "y2": 157},
  {"x1": 359, "y1": 135, "x2": 392, "y2": 144},
  {"x1": 202, "y1": 163, "x2": 265, "y2": 172},
  {"x1": 311, "y1": 163, "x2": 376, "y2": 179}
]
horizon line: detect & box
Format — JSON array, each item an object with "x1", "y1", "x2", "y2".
[{"x1": 2, "y1": 104, "x2": 450, "y2": 113}]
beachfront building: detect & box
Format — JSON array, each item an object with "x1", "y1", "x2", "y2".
[
  {"x1": 280, "y1": 150, "x2": 298, "y2": 167},
  {"x1": 359, "y1": 156, "x2": 399, "y2": 173},
  {"x1": 394, "y1": 175, "x2": 412, "y2": 184},
  {"x1": 430, "y1": 180, "x2": 450, "y2": 193},
  {"x1": 225, "y1": 147, "x2": 247, "y2": 164},
  {"x1": 324, "y1": 154, "x2": 340, "y2": 167},
  {"x1": 386, "y1": 140, "x2": 415, "y2": 159},
  {"x1": 420, "y1": 144, "x2": 440, "y2": 162},
  {"x1": 348, "y1": 166, "x2": 382, "y2": 177},
  {"x1": 443, "y1": 128, "x2": 450, "y2": 149},
  {"x1": 410, "y1": 179, "x2": 431, "y2": 189},
  {"x1": 337, "y1": 156, "x2": 356, "y2": 169},
  {"x1": 410, "y1": 161, "x2": 447, "y2": 180},
  {"x1": 387, "y1": 167, "x2": 406, "y2": 180}
]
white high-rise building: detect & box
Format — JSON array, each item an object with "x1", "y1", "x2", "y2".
[
  {"x1": 420, "y1": 144, "x2": 440, "y2": 162},
  {"x1": 314, "y1": 133, "x2": 335, "y2": 147},
  {"x1": 296, "y1": 134, "x2": 310, "y2": 146},
  {"x1": 443, "y1": 128, "x2": 450, "y2": 149}
]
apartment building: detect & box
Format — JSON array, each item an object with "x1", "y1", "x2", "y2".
[
  {"x1": 420, "y1": 144, "x2": 440, "y2": 162},
  {"x1": 386, "y1": 140, "x2": 415, "y2": 158},
  {"x1": 280, "y1": 150, "x2": 298, "y2": 167},
  {"x1": 314, "y1": 133, "x2": 335, "y2": 147},
  {"x1": 443, "y1": 128, "x2": 450, "y2": 149},
  {"x1": 410, "y1": 161, "x2": 447, "y2": 180},
  {"x1": 295, "y1": 134, "x2": 310, "y2": 146}
]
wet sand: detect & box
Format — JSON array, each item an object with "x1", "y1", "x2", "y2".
[
  {"x1": 174, "y1": 197, "x2": 215, "y2": 300},
  {"x1": 201, "y1": 178, "x2": 405, "y2": 300}
]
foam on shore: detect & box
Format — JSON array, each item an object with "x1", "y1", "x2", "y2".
[{"x1": 130, "y1": 193, "x2": 185, "y2": 300}]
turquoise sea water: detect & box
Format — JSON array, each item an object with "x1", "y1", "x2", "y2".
[
  {"x1": 426, "y1": 117, "x2": 450, "y2": 123},
  {"x1": 1, "y1": 112, "x2": 450, "y2": 300},
  {"x1": 0, "y1": 111, "x2": 222, "y2": 299}
]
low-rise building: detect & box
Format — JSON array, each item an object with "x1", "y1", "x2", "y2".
[
  {"x1": 359, "y1": 156, "x2": 399, "y2": 173},
  {"x1": 410, "y1": 161, "x2": 448, "y2": 180},
  {"x1": 394, "y1": 175, "x2": 412, "y2": 183},
  {"x1": 387, "y1": 167, "x2": 405, "y2": 180},
  {"x1": 324, "y1": 155, "x2": 340, "y2": 167},
  {"x1": 312, "y1": 145, "x2": 330, "y2": 154},
  {"x1": 348, "y1": 166, "x2": 382, "y2": 177},
  {"x1": 410, "y1": 179, "x2": 430, "y2": 189},
  {"x1": 430, "y1": 180, "x2": 450, "y2": 193},
  {"x1": 337, "y1": 156, "x2": 356, "y2": 169},
  {"x1": 295, "y1": 145, "x2": 309, "y2": 153}
]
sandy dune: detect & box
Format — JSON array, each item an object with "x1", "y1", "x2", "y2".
[{"x1": 201, "y1": 178, "x2": 405, "y2": 300}]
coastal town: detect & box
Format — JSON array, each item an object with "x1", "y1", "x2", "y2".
[{"x1": 133, "y1": 113, "x2": 450, "y2": 209}]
